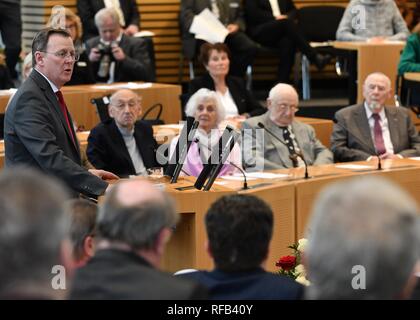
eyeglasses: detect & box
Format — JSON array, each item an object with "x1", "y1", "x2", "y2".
[
  {"x1": 112, "y1": 100, "x2": 139, "y2": 110},
  {"x1": 272, "y1": 103, "x2": 299, "y2": 113},
  {"x1": 40, "y1": 50, "x2": 80, "y2": 61}
]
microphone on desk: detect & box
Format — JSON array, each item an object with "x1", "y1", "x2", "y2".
[
  {"x1": 150, "y1": 146, "x2": 191, "y2": 177},
  {"x1": 257, "y1": 122, "x2": 310, "y2": 179},
  {"x1": 193, "y1": 137, "x2": 248, "y2": 190},
  {"x1": 332, "y1": 117, "x2": 382, "y2": 170}
]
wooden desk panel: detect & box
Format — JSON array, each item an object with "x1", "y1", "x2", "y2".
[
  {"x1": 0, "y1": 82, "x2": 182, "y2": 130},
  {"x1": 333, "y1": 41, "x2": 405, "y2": 105},
  {"x1": 296, "y1": 117, "x2": 333, "y2": 148}
]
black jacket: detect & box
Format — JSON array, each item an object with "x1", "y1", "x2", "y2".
[
  {"x1": 87, "y1": 119, "x2": 158, "y2": 177},
  {"x1": 188, "y1": 73, "x2": 266, "y2": 117}
]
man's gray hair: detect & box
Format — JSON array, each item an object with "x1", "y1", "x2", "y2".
[
  {"x1": 95, "y1": 7, "x2": 120, "y2": 28},
  {"x1": 97, "y1": 184, "x2": 179, "y2": 250},
  {"x1": 305, "y1": 176, "x2": 420, "y2": 299},
  {"x1": 0, "y1": 168, "x2": 69, "y2": 295},
  {"x1": 185, "y1": 88, "x2": 226, "y2": 125},
  {"x1": 267, "y1": 83, "x2": 298, "y2": 101}
]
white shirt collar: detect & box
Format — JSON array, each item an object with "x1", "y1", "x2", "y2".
[
  {"x1": 364, "y1": 101, "x2": 386, "y2": 120},
  {"x1": 35, "y1": 68, "x2": 59, "y2": 93}
]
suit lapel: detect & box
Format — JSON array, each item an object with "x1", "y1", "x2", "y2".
[
  {"x1": 385, "y1": 106, "x2": 400, "y2": 150},
  {"x1": 354, "y1": 105, "x2": 375, "y2": 152},
  {"x1": 263, "y1": 115, "x2": 293, "y2": 168}
]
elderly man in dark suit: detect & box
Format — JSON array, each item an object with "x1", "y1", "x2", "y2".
[
  {"x1": 86, "y1": 7, "x2": 152, "y2": 83},
  {"x1": 178, "y1": 194, "x2": 303, "y2": 299},
  {"x1": 70, "y1": 179, "x2": 208, "y2": 300},
  {"x1": 180, "y1": 0, "x2": 258, "y2": 77},
  {"x1": 4, "y1": 28, "x2": 117, "y2": 198},
  {"x1": 242, "y1": 83, "x2": 332, "y2": 170},
  {"x1": 87, "y1": 89, "x2": 159, "y2": 177},
  {"x1": 331, "y1": 72, "x2": 420, "y2": 162},
  {"x1": 77, "y1": 0, "x2": 140, "y2": 40}
]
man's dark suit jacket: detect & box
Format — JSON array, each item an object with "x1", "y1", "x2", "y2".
[
  {"x1": 331, "y1": 104, "x2": 420, "y2": 162},
  {"x1": 87, "y1": 119, "x2": 158, "y2": 177},
  {"x1": 245, "y1": 0, "x2": 297, "y2": 35},
  {"x1": 179, "y1": 268, "x2": 303, "y2": 300},
  {"x1": 77, "y1": 0, "x2": 140, "y2": 41},
  {"x1": 70, "y1": 249, "x2": 208, "y2": 299},
  {"x1": 188, "y1": 73, "x2": 266, "y2": 117},
  {"x1": 179, "y1": 0, "x2": 246, "y2": 59},
  {"x1": 4, "y1": 70, "x2": 108, "y2": 197},
  {"x1": 86, "y1": 33, "x2": 153, "y2": 82}
]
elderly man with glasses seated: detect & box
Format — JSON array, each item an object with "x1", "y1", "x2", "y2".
[{"x1": 242, "y1": 83, "x2": 332, "y2": 170}]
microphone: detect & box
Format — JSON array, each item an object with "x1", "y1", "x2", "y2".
[
  {"x1": 332, "y1": 118, "x2": 382, "y2": 170},
  {"x1": 257, "y1": 122, "x2": 310, "y2": 179},
  {"x1": 150, "y1": 146, "x2": 191, "y2": 177},
  {"x1": 194, "y1": 137, "x2": 248, "y2": 190}
]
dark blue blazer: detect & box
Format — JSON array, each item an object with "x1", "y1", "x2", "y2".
[
  {"x1": 87, "y1": 119, "x2": 158, "y2": 177},
  {"x1": 179, "y1": 268, "x2": 304, "y2": 300}
]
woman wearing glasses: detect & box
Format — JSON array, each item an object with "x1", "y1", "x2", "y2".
[{"x1": 47, "y1": 8, "x2": 95, "y2": 85}]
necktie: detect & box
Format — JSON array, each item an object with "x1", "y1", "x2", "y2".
[
  {"x1": 281, "y1": 127, "x2": 298, "y2": 167},
  {"x1": 56, "y1": 91, "x2": 76, "y2": 147},
  {"x1": 372, "y1": 113, "x2": 386, "y2": 155}
]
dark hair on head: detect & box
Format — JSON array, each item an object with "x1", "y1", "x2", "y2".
[
  {"x1": 199, "y1": 42, "x2": 231, "y2": 66},
  {"x1": 31, "y1": 27, "x2": 71, "y2": 67},
  {"x1": 205, "y1": 194, "x2": 273, "y2": 272}
]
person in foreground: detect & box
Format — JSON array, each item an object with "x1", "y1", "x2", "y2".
[
  {"x1": 70, "y1": 179, "x2": 207, "y2": 299},
  {"x1": 331, "y1": 72, "x2": 420, "y2": 162},
  {"x1": 169, "y1": 88, "x2": 242, "y2": 177},
  {"x1": 242, "y1": 83, "x2": 332, "y2": 170},
  {"x1": 178, "y1": 194, "x2": 303, "y2": 299},
  {"x1": 4, "y1": 28, "x2": 118, "y2": 198},
  {"x1": 304, "y1": 176, "x2": 420, "y2": 299},
  {"x1": 0, "y1": 169, "x2": 72, "y2": 299},
  {"x1": 87, "y1": 89, "x2": 159, "y2": 177}
]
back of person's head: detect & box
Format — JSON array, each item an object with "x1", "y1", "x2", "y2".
[
  {"x1": 65, "y1": 199, "x2": 98, "y2": 266},
  {"x1": 97, "y1": 179, "x2": 178, "y2": 252},
  {"x1": 0, "y1": 168, "x2": 70, "y2": 298},
  {"x1": 305, "y1": 176, "x2": 420, "y2": 299},
  {"x1": 205, "y1": 194, "x2": 273, "y2": 272}
]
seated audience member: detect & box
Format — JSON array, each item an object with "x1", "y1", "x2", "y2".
[
  {"x1": 69, "y1": 179, "x2": 207, "y2": 299},
  {"x1": 169, "y1": 88, "x2": 242, "y2": 177},
  {"x1": 242, "y1": 83, "x2": 332, "y2": 171},
  {"x1": 179, "y1": 194, "x2": 303, "y2": 299},
  {"x1": 0, "y1": 54, "x2": 14, "y2": 89},
  {"x1": 188, "y1": 43, "x2": 265, "y2": 121},
  {"x1": 86, "y1": 7, "x2": 152, "y2": 83},
  {"x1": 305, "y1": 176, "x2": 420, "y2": 299},
  {"x1": 87, "y1": 89, "x2": 159, "y2": 177},
  {"x1": 244, "y1": 0, "x2": 331, "y2": 83},
  {"x1": 21, "y1": 53, "x2": 33, "y2": 82},
  {"x1": 77, "y1": 0, "x2": 140, "y2": 41},
  {"x1": 179, "y1": 0, "x2": 258, "y2": 78},
  {"x1": 65, "y1": 199, "x2": 98, "y2": 268},
  {"x1": 47, "y1": 7, "x2": 95, "y2": 85},
  {"x1": 336, "y1": 0, "x2": 409, "y2": 42},
  {"x1": 0, "y1": 169, "x2": 72, "y2": 299},
  {"x1": 331, "y1": 72, "x2": 420, "y2": 162}
]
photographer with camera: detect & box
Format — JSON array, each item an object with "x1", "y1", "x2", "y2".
[{"x1": 86, "y1": 7, "x2": 153, "y2": 83}]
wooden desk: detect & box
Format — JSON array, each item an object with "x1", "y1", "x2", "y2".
[
  {"x1": 296, "y1": 117, "x2": 333, "y2": 148},
  {"x1": 0, "y1": 82, "x2": 182, "y2": 130},
  {"x1": 333, "y1": 41, "x2": 405, "y2": 104}
]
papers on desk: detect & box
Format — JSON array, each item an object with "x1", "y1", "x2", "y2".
[
  {"x1": 221, "y1": 172, "x2": 289, "y2": 181},
  {"x1": 409, "y1": 157, "x2": 420, "y2": 161},
  {"x1": 93, "y1": 82, "x2": 153, "y2": 90},
  {"x1": 189, "y1": 9, "x2": 229, "y2": 44},
  {"x1": 335, "y1": 164, "x2": 375, "y2": 170},
  {"x1": 134, "y1": 30, "x2": 155, "y2": 38}
]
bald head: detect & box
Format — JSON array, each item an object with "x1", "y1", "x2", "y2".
[
  {"x1": 267, "y1": 83, "x2": 299, "y2": 126},
  {"x1": 113, "y1": 179, "x2": 165, "y2": 207},
  {"x1": 108, "y1": 89, "x2": 142, "y2": 129}
]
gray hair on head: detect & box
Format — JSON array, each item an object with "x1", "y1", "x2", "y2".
[{"x1": 185, "y1": 88, "x2": 226, "y2": 125}]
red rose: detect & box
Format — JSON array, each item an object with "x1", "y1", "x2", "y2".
[{"x1": 276, "y1": 255, "x2": 296, "y2": 271}]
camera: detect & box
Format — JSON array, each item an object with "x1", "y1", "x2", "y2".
[{"x1": 97, "y1": 43, "x2": 112, "y2": 56}]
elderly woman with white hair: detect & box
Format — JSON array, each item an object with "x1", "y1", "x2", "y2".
[{"x1": 169, "y1": 88, "x2": 242, "y2": 177}]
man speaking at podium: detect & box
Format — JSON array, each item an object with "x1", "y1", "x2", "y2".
[
  {"x1": 331, "y1": 72, "x2": 420, "y2": 162},
  {"x1": 242, "y1": 83, "x2": 332, "y2": 170},
  {"x1": 4, "y1": 28, "x2": 118, "y2": 198}
]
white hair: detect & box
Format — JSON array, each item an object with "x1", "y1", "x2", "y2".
[
  {"x1": 95, "y1": 7, "x2": 120, "y2": 28},
  {"x1": 184, "y1": 88, "x2": 226, "y2": 125}
]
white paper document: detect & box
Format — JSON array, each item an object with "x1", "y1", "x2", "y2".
[
  {"x1": 189, "y1": 8, "x2": 229, "y2": 44},
  {"x1": 93, "y1": 82, "x2": 153, "y2": 90},
  {"x1": 335, "y1": 164, "x2": 375, "y2": 170},
  {"x1": 221, "y1": 172, "x2": 289, "y2": 180}
]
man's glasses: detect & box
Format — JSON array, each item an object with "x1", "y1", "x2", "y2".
[
  {"x1": 273, "y1": 103, "x2": 299, "y2": 113},
  {"x1": 112, "y1": 100, "x2": 139, "y2": 110},
  {"x1": 40, "y1": 50, "x2": 80, "y2": 61}
]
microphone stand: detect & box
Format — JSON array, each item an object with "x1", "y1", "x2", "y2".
[
  {"x1": 332, "y1": 118, "x2": 382, "y2": 171},
  {"x1": 195, "y1": 138, "x2": 248, "y2": 190},
  {"x1": 257, "y1": 122, "x2": 311, "y2": 179}
]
